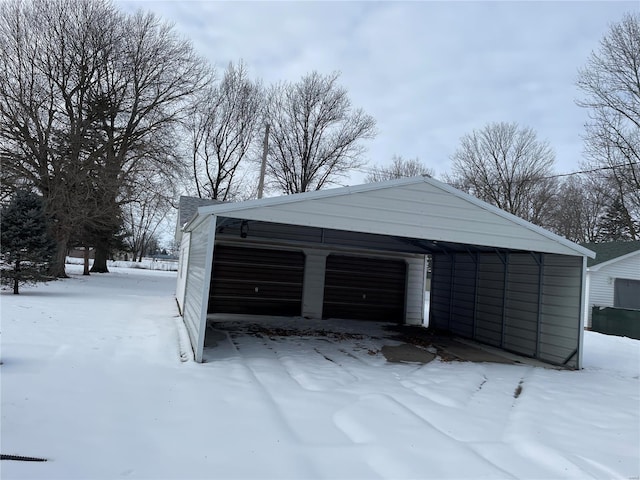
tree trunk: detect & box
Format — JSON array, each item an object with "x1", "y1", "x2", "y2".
[
  {"x1": 90, "y1": 239, "x2": 109, "y2": 273},
  {"x1": 13, "y1": 259, "x2": 20, "y2": 294},
  {"x1": 49, "y1": 231, "x2": 69, "y2": 278},
  {"x1": 83, "y1": 246, "x2": 90, "y2": 276}
]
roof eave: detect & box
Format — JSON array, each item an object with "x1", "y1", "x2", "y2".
[{"x1": 589, "y1": 248, "x2": 640, "y2": 271}]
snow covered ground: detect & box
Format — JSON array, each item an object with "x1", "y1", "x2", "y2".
[{"x1": 1, "y1": 265, "x2": 638, "y2": 479}]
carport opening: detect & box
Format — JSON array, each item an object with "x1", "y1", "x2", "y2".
[{"x1": 203, "y1": 217, "x2": 583, "y2": 369}]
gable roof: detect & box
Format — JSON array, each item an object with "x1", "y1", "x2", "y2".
[
  {"x1": 187, "y1": 175, "x2": 595, "y2": 258},
  {"x1": 581, "y1": 240, "x2": 640, "y2": 269},
  {"x1": 175, "y1": 196, "x2": 225, "y2": 242}
]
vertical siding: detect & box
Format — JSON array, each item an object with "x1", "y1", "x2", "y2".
[
  {"x1": 539, "y1": 254, "x2": 582, "y2": 368},
  {"x1": 430, "y1": 253, "x2": 452, "y2": 330},
  {"x1": 449, "y1": 253, "x2": 477, "y2": 338},
  {"x1": 183, "y1": 217, "x2": 216, "y2": 362},
  {"x1": 502, "y1": 253, "x2": 540, "y2": 357},
  {"x1": 475, "y1": 253, "x2": 505, "y2": 347},
  {"x1": 302, "y1": 251, "x2": 328, "y2": 319},
  {"x1": 405, "y1": 256, "x2": 426, "y2": 325},
  {"x1": 175, "y1": 232, "x2": 191, "y2": 315}
]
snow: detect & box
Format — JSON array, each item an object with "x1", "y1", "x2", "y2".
[{"x1": 1, "y1": 265, "x2": 639, "y2": 479}]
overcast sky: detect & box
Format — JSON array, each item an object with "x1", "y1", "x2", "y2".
[{"x1": 118, "y1": 1, "x2": 636, "y2": 185}]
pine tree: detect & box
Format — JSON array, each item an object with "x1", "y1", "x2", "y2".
[
  {"x1": 1, "y1": 190, "x2": 56, "y2": 294},
  {"x1": 597, "y1": 197, "x2": 635, "y2": 241}
]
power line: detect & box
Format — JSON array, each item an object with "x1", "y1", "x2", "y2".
[
  {"x1": 544, "y1": 161, "x2": 639, "y2": 180},
  {"x1": 354, "y1": 161, "x2": 639, "y2": 180}
]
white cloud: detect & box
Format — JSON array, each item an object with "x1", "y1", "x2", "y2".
[{"x1": 117, "y1": 0, "x2": 637, "y2": 182}]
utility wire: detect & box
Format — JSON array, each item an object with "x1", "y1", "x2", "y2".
[
  {"x1": 354, "y1": 161, "x2": 639, "y2": 180},
  {"x1": 542, "y1": 161, "x2": 639, "y2": 180}
]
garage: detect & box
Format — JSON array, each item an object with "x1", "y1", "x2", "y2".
[
  {"x1": 323, "y1": 254, "x2": 406, "y2": 322},
  {"x1": 209, "y1": 245, "x2": 305, "y2": 316},
  {"x1": 175, "y1": 176, "x2": 595, "y2": 368}
]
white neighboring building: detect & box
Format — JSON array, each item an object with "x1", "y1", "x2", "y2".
[{"x1": 582, "y1": 240, "x2": 640, "y2": 328}]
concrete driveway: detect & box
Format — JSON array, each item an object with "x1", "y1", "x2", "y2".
[{"x1": 203, "y1": 314, "x2": 552, "y2": 368}]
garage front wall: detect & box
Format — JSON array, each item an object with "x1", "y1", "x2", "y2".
[{"x1": 206, "y1": 238, "x2": 426, "y2": 325}]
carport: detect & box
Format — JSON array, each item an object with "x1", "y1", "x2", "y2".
[{"x1": 176, "y1": 176, "x2": 595, "y2": 367}]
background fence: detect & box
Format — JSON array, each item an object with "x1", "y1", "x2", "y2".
[{"x1": 591, "y1": 306, "x2": 640, "y2": 340}]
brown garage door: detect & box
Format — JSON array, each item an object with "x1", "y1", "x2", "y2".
[
  {"x1": 209, "y1": 245, "x2": 305, "y2": 316},
  {"x1": 323, "y1": 255, "x2": 406, "y2": 322}
]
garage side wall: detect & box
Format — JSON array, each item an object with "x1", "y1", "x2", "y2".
[
  {"x1": 183, "y1": 216, "x2": 216, "y2": 362},
  {"x1": 475, "y1": 254, "x2": 505, "y2": 347},
  {"x1": 430, "y1": 253, "x2": 476, "y2": 334},
  {"x1": 503, "y1": 253, "x2": 540, "y2": 358},
  {"x1": 430, "y1": 251, "x2": 583, "y2": 368},
  {"x1": 430, "y1": 254, "x2": 452, "y2": 330},
  {"x1": 175, "y1": 231, "x2": 191, "y2": 315},
  {"x1": 450, "y1": 253, "x2": 476, "y2": 338},
  {"x1": 539, "y1": 254, "x2": 582, "y2": 368}
]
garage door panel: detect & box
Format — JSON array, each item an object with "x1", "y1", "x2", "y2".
[
  {"x1": 211, "y1": 279, "x2": 303, "y2": 298},
  {"x1": 324, "y1": 271, "x2": 404, "y2": 289},
  {"x1": 209, "y1": 245, "x2": 304, "y2": 316},
  {"x1": 213, "y1": 246, "x2": 302, "y2": 266},
  {"x1": 323, "y1": 285, "x2": 405, "y2": 303},
  {"x1": 323, "y1": 303, "x2": 402, "y2": 321},
  {"x1": 323, "y1": 255, "x2": 406, "y2": 322},
  {"x1": 210, "y1": 297, "x2": 302, "y2": 316},
  {"x1": 212, "y1": 263, "x2": 303, "y2": 283}
]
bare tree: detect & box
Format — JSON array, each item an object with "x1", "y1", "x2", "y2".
[
  {"x1": 123, "y1": 191, "x2": 172, "y2": 262},
  {"x1": 577, "y1": 12, "x2": 640, "y2": 239},
  {"x1": 264, "y1": 71, "x2": 376, "y2": 194},
  {"x1": 0, "y1": 0, "x2": 118, "y2": 276},
  {"x1": 548, "y1": 175, "x2": 608, "y2": 243},
  {"x1": 0, "y1": 0, "x2": 208, "y2": 276},
  {"x1": 445, "y1": 122, "x2": 558, "y2": 226},
  {"x1": 366, "y1": 155, "x2": 434, "y2": 182},
  {"x1": 186, "y1": 61, "x2": 263, "y2": 201}
]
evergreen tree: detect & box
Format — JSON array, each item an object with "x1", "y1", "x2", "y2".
[
  {"x1": 1, "y1": 190, "x2": 56, "y2": 293},
  {"x1": 597, "y1": 197, "x2": 637, "y2": 241}
]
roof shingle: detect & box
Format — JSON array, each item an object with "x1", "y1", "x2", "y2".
[{"x1": 581, "y1": 240, "x2": 640, "y2": 267}]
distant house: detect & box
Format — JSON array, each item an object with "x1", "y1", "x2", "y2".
[
  {"x1": 581, "y1": 240, "x2": 640, "y2": 328},
  {"x1": 174, "y1": 196, "x2": 225, "y2": 244}
]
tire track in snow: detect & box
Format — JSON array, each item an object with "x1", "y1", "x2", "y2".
[
  {"x1": 333, "y1": 393, "x2": 517, "y2": 479},
  {"x1": 400, "y1": 364, "x2": 535, "y2": 442},
  {"x1": 237, "y1": 335, "x2": 353, "y2": 446}
]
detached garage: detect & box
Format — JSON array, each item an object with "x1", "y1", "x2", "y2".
[{"x1": 175, "y1": 176, "x2": 595, "y2": 368}]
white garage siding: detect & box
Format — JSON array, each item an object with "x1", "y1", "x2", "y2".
[
  {"x1": 405, "y1": 257, "x2": 426, "y2": 325},
  {"x1": 182, "y1": 215, "x2": 216, "y2": 363},
  {"x1": 196, "y1": 177, "x2": 594, "y2": 258},
  {"x1": 175, "y1": 231, "x2": 191, "y2": 315},
  {"x1": 430, "y1": 251, "x2": 583, "y2": 368}
]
